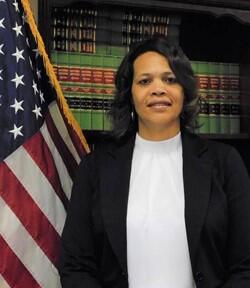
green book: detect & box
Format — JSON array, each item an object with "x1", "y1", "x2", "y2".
[
  {"x1": 208, "y1": 62, "x2": 220, "y2": 134},
  {"x1": 50, "y1": 50, "x2": 58, "y2": 77},
  {"x1": 65, "y1": 94, "x2": 82, "y2": 128},
  {"x1": 229, "y1": 63, "x2": 240, "y2": 134},
  {"x1": 209, "y1": 100, "x2": 220, "y2": 134},
  {"x1": 80, "y1": 52, "x2": 92, "y2": 67},
  {"x1": 191, "y1": 61, "x2": 198, "y2": 74},
  {"x1": 197, "y1": 91, "x2": 210, "y2": 134},
  {"x1": 219, "y1": 63, "x2": 230, "y2": 134},
  {"x1": 230, "y1": 100, "x2": 240, "y2": 134},
  {"x1": 96, "y1": 45, "x2": 127, "y2": 56},
  {"x1": 196, "y1": 61, "x2": 210, "y2": 133},
  {"x1": 51, "y1": 51, "x2": 123, "y2": 69},
  {"x1": 191, "y1": 60, "x2": 199, "y2": 133},
  {"x1": 91, "y1": 96, "x2": 104, "y2": 130},
  {"x1": 80, "y1": 96, "x2": 92, "y2": 130},
  {"x1": 71, "y1": 109, "x2": 82, "y2": 127},
  {"x1": 103, "y1": 97, "x2": 112, "y2": 131},
  {"x1": 50, "y1": 50, "x2": 57, "y2": 64},
  {"x1": 220, "y1": 101, "x2": 230, "y2": 134}
]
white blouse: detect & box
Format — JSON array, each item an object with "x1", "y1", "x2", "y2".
[{"x1": 126, "y1": 132, "x2": 195, "y2": 288}]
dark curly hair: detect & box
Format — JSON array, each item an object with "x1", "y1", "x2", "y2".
[{"x1": 109, "y1": 36, "x2": 199, "y2": 140}]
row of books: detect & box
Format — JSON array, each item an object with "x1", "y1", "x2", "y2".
[
  {"x1": 51, "y1": 51, "x2": 121, "y2": 91},
  {"x1": 51, "y1": 51, "x2": 242, "y2": 134},
  {"x1": 65, "y1": 96, "x2": 113, "y2": 131},
  {"x1": 192, "y1": 61, "x2": 239, "y2": 91},
  {"x1": 51, "y1": 51, "x2": 121, "y2": 130},
  {"x1": 51, "y1": 6, "x2": 180, "y2": 56},
  {"x1": 122, "y1": 11, "x2": 181, "y2": 46},
  {"x1": 196, "y1": 101, "x2": 240, "y2": 134},
  {"x1": 192, "y1": 61, "x2": 240, "y2": 134},
  {"x1": 51, "y1": 7, "x2": 97, "y2": 53}
]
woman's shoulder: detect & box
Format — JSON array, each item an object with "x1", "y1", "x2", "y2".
[
  {"x1": 82, "y1": 134, "x2": 135, "y2": 163},
  {"x1": 186, "y1": 131, "x2": 234, "y2": 149},
  {"x1": 183, "y1": 131, "x2": 239, "y2": 162}
]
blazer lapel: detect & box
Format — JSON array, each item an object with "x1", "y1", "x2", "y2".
[
  {"x1": 182, "y1": 132, "x2": 212, "y2": 269},
  {"x1": 100, "y1": 136, "x2": 135, "y2": 274}
]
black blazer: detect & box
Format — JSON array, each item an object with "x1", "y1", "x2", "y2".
[{"x1": 59, "y1": 132, "x2": 250, "y2": 288}]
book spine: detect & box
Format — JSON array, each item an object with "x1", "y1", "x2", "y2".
[
  {"x1": 51, "y1": 7, "x2": 57, "y2": 50},
  {"x1": 103, "y1": 96, "x2": 112, "y2": 131},
  {"x1": 198, "y1": 94, "x2": 210, "y2": 134},
  {"x1": 81, "y1": 96, "x2": 92, "y2": 130},
  {"x1": 91, "y1": 96, "x2": 104, "y2": 130},
  {"x1": 208, "y1": 62, "x2": 220, "y2": 134},
  {"x1": 229, "y1": 63, "x2": 240, "y2": 134},
  {"x1": 219, "y1": 63, "x2": 230, "y2": 134},
  {"x1": 196, "y1": 61, "x2": 210, "y2": 133}
]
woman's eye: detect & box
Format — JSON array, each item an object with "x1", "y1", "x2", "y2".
[
  {"x1": 138, "y1": 79, "x2": 151, "y2": 85},
  {"x1": 163, "y1": 76, "x2": 177, "y2": 84}
]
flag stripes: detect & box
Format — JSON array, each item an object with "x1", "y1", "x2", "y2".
[
  {"x1": 45, "y1": 112, "x2": 78, "y2": 180},
  {"x1": 61, "y1": 110, "x2": 87, "y2": 157},
  {"x1": 0, "y1": 162, "x2": 61, "y2": 267},
  {"x1": 0, "y1": 0, "x2": 89, "y2": 286},
  {"x1": 0, "y1": 197, "x2": 60, "y2": 287},
  {"x1": 0, "y1": 235, "x2": 40, "y2": 288},
  {"x1": 0, "y1": 274, "x2": 11, "y2": 288},
  {"x1": 49, "y1": 102, "x2": 81, "y2": 164},
  {"x1": 5, "y1": 146, "x2": 66, "y2": 236},
  {"x1": 1, "y1": 100, "x2": 84, "y2": 286},
  {"x1": 25, "y1": 128, "x2": 70, "y2": 207}
]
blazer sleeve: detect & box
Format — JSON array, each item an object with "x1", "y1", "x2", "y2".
[
  {"x1": 59, "y1": 155, "x2": 102, "y2": 288},
  {"x1": 222, "y1": 147, "x2": 250, "y2": 287}
]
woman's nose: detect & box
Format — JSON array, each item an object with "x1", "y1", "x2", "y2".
[
  {"x1": 151, "y1": 89, "x2": 165, "y2": 96},
  {"x1": 151, "y1": 84, "x2": 166, "y2": 96},
  {"x1": 150, "y1": 79, "x2": 166, "y2": 96}
]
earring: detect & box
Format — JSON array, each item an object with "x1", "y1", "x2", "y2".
[{"x1": 131, "y1": 110, "x2": 134, "y2": 121}]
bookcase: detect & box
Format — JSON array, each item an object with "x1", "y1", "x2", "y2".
[{"x1": 38, "y1": 0, "x2": 250, "y2": 172}]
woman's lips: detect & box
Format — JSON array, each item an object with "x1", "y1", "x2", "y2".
[{"x1": 147, "y1": 100, "x2": 172, "y2": 107}]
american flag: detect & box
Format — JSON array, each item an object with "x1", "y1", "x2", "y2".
[{"x1": 0, "y1": 0, "x2": 89, "y2": 287}]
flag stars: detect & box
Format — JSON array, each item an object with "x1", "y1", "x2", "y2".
[
  {"x1": 0, "y1": 69, "x2": 3, "y2": 80},
  {"x1": 9, "y1": 124, "x2": 23, "y2": 139},
  {"x1": 32, "y1": 80, "x2": 38, "y2": 94},
  {"x1": 0, "y1": 43, "x2": 4, "y2": 55},
  {"x1": 32, "y1": 104, "x2": 42, "y2": 119},
  {"x1": 33, "y1": 48, "x2": 39, "y2": 58},
  {"x1": 0, "y1": 18, "x2": 5, "y2": 29},
  {"x1": 12, "y1": 22, "x2": 23, "y2": 37},
  {"x1": 39, "y1": 90, "x2": 45, "y2": 103},
  {"x1": 12, "y1": 0, "x2": 19, "y2": 12},
  {"x1": 10, "y1": 99, "x2": 24, "y2": 114},
  {"x1": 12, "y1": 47, "x2": 25, "y2": 63},
  {"x1": 0, "y1": 0, "x2": 6, "y2": 2},
  {"x1": 22, "y1": 13, "x2": 27, "y2": 24},
  {"x1": 26, "y1": 37, "x2": 30, "y2": 47},
  {"x1": 29, "y1": 57, "x2": 33, "y2": 69},
  {"x1": 11, "y1": 73, "x2": 25, "y2": 88},
  {"x1": 36, "y1": 69, "x2": 41, "y2": 79}
]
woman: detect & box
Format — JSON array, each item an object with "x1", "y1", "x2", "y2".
[{"x1": 59, "y1": 36, "x2": 250, "y2": 287}]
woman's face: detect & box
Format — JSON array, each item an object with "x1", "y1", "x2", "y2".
[{"x1": 131, "y1": 51, "x2": 184, "y2": 140}]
